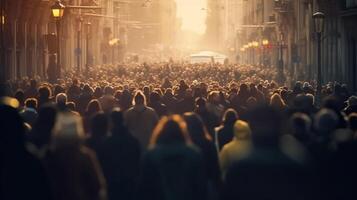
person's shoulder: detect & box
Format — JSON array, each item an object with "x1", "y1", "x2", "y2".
[
  {"x1": 145, "y1": 106, "x2": 158, "y2": 115},
  {"x1": 124, "y1": 107, "x2": 135, "y2": 115},
  {"x1": 221, "y1": 140, "x2": 237, "y2": 152}
]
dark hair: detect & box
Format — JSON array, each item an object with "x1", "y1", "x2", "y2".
[
  {"x1": 38, "y1": 86, "x2": 52, "y2": 100},
  {"x1": 90, "y1": 112, "x2": 108, "y2": 138},
  {"x1": 150, "y1": 115, "x2": 191, "y2": 147},
  {"x1": 183, "y1": 112, "x2": 212, "y2": 143},
  {"x1": 14, "y1": 89, "x2": 25, "y2": 105},
  {"x1": 150, "y1": 91, "x2": 161, "y2": 104},
  {"x1": 222, "y1": 108, "x2": 238, "y2": 125},
  {"x1": 289, "y1": 113, "x2": 311, "y2": 142},
  {"x1": 247, "y1": 105, "x2": 283, "y2": 146},
  {"x1": 86, "y1": 99, "x2": 102, "y2": 116},
  {"x1": 25, "y1": 98, "x2": 38, "y2": 109},
  {"x1": 104, "y1": 86, "x2": 114, "y2": 95},
  {"x1": 66, "y1": 102, "x2": 76, "y2": 111},
  {"x1": 133, "y1": 91, "x2": 146, "y2": 105},
  {"x1": 110, "y1": 108, "x2": 128, "y2": 134},
  {"x1": 195, "y1": 97, "x2": 206, "y2": 107}
]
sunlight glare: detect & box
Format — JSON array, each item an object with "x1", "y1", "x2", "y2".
[{"x1": 176, "y1": 0, "x2": 207, "y2": 35}]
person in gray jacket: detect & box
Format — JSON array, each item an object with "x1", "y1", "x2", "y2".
[{"x1": 124, "y1": 91, "x2": 159, "y2": 149}]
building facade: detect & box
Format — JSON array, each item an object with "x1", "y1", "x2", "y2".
[{"x1": 238, "y1": 0, "x2": 357, "y2": 90}]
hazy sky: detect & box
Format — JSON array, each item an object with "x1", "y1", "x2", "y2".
[{"x1": 176, "y1": 0, "x2": 207, "y2": 35}]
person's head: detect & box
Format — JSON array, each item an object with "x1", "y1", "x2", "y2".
[
  {"x1": 110, "y1": 108, "x2": 126, "y2": 133},
  {"x1": 233, "y1": 120, "x2": 251, "y2": 140},
  {"x1": 30, "y1": 79, "x2": 37, "y2": 88},
  {"x1": 150, "y1": 91, "x2": 161, "y2": 104},
  {"x1": 38, "y1": 85, "x2": 52, "y2": 100},
  {"x1": 195, "y1": 97, "x2": 206, "y2": 108},
  {"x1": 143, "y1": 86, "x2": 150, "y2": 96},
  {"x1": 133, "y1": 91, "x2": 146, "y2": 105},
  {"x1": 66, "y1": 102, "x2": 76, "y2": 111},
  {"x1": 247, "y1": 105, "x2": 283, "y2": 146},
  {"x1": 86, "y1": 99, "x2": 102, "y2": 115},
  {"x1": 0, "y1": 105, "x2": 26, "y2": 150},
  {"x1": 90, "y1": 112, "x2": 108, "y2": 138},
  {"x1": 150, "y1": 115, "x2": 191, "y2": 148},
  {"x1": 25, "y1": 98, "x2": 38, "y2": 110},
  {"x1": 183, "y1": 112, "x2": 212, "y2": 143},
  {"x1": 314, "y1": 108, "x2": 338, "y2": 135},
  {"x1": 94, "y1": 87, "x2": 103, "y2": 98},
  {"x1": 56, "y1": 93, "x2": 67, "y2": 106},
  {"x1": 51, "y1": 112, "x2": 85, "y2": 150},
  {"x1": 14, "y1": 89, "x2": 25, "y2": 106},
  {"x1": 222, "y1": 108, "x2": 238, "y2": 125},
  {"x1": 164, "y1": 88, "x2": 173, "y2": 97},
  {"x1": 83, "y1": 84, "x2": 93, "y2": 94},
  {"x1": 208, "y1": 91, "x2": 219, "y2": 103},
  {"x1": 239, "y1": 83, "x2": 249, "y2": 94},
  {"x1": 270, "y1": 93, "x2": 286, "y2": 109},
  {"x1": 289, "y1": 113, "x2": 311, "y2": 136},
  {"x1": 54, "y1": 85, "x2": 65, "y2": 96},
  {"x1": 104, "y1": 86, "x2": 114, "y2": 96}
]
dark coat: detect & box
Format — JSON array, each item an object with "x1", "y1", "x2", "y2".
[
  {"x1": 223, "y1": 147, "x2": 321, "y2": 200},
  {"x1": 99, "y1": 127, "x2": 141, "y2": 200},
  {"x1": 136, "y1": 144, "x2": 207, "y2": 200},
  {"x1": 215, "y1": 123, "x2": 235, "y2": 151},
  {"x1": 1, "y1": 150, "x2": 52, "y2": 200}
]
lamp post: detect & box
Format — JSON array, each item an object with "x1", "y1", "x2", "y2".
[
  {"x1": 277, "y1": 32, "x2": 284, "y2": 84},
  {"x1": 313, "y1": 11, "x2": 325, "y2": 103},
  {"x1": 252, "y1": 41, "x2": 259, "y2": 65},
  {"x1": 262, "y1": 39, "x2": 269, "y2": 67},
  {"x1": 0, "y1": 4, "x2": 5, "y2": 83},
  {"x1": 51, "y1": 0, "x2": 65, "y2": 80},
  {"x1": 248, "y1": 42, "x2": 253, "y2": 65},
  {"x1": 76, "y1": 16, "x2": 83, "y2": 73},
  {"x1": 85, "y1": 22, "x2": 91, "y2": 76}
]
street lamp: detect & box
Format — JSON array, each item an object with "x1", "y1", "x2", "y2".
[
  {"x1": 76, "y1": 16, "x2": 83, "y2": 73},
  {"x1": 252, "y1": 41, "x2": 259, "y2": 65},
  {"x1": 313, "y1": 11, "x2": 325, "y2": 102},
  {"x1": 277, "y1": 32, "x2": 284, "y2": 84},
  {"x1": 85, "y1": 22, "x2": 91, "y2": 76},
  {"x1": 51, "y1": 0, "x2": 65, "y2": 80},
  {"x1": 262, "y1": 39, "x2": 269, "y2": 66}
]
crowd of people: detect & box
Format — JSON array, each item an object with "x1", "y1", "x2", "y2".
[{"x1": 1, "y1": 62, "x2": 357, "y2": 200}]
